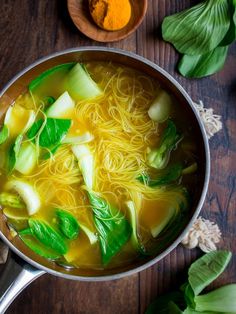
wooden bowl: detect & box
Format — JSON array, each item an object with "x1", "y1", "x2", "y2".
[{"x1": 67, "y1": 0, "x2": 148, "y2": 42}]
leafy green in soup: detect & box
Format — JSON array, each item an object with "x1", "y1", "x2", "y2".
[{"x1": 0, "y1": 62, "x2": 199, "y2": 270}]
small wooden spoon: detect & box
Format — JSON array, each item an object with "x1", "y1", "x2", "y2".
[{"x1": 67, "y1": 0, "x2": 148, "y2": 42}]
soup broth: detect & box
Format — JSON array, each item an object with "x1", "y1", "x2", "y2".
[{"x1": 0, "y1": 62, "x2": 198, "y2": 270}]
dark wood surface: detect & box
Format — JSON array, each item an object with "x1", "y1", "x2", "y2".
[{"x1": 0, "y1": 0, "x2": 235, "y2": 313}]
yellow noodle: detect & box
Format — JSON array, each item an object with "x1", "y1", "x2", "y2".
[
  {"x1": 75, "y1": 65, "x2": 163, "y2": 202},
  {"x1": 12, "y1": 63, "x2": 165, "y2": 215}
]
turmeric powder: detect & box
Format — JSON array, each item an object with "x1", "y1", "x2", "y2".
[{"x1": 89, "y1": 0, "x2": 131, "y2": 31}]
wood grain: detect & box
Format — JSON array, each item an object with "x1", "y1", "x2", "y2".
[{"x1": 0, "y1": 0, "x2": 235, "y2": 313}]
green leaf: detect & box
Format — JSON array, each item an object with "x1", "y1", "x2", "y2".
[
  {"x1": 183, "y1": 283, "x2": 195, "y2": 309},
  {"x1": 28, "y1": 219, "x2": 68, "y2": 255},
  {"x1": 27, "y1": 118, "x2": 71, "y2": 149},
  {"x1": 195, "y1": 284, "x2": 236, "y2": 312},
  {"x1": 178, "y1": 46, "x2": 229, "y2": 78},
  {"x1": 56, "y1": 209, "x2": 79, "y2": 240},
  {"x1": 20, "y1": 232, "x2": 60, "y2": 260},
  {"x1": 183, "y1": 307, "x2": 213, "y2": 314},
  {"x1": 145, "y1": 291, "x2": 186, "y2": 314},
  {"x1": 0, "y1": 125, "x2": 9, "y2": 145},
  {"x1": 0, "y1": 192, "x2": 25, "y2": 209},
  {"x1": 162, "y1": 0, "x2": 231, "y2": 55},
  {"x1": 6, "y1": 180, "x2": 41, "y2": 215},
  {"x1": 29, "y1": 62, "x2": 76, "y2": 93},
  {"x1": 168, "y1": 302, "x2": 183, "y2": 314},
  {"x1": 220, "y1": 0, "x2": 236, "y2": 46},
  {"x1": 88, "y1": 192, "x2": 132, "y2": 265},
  {"x1": 188, "y1": 250, "x2": 232, "y2": 295},
  {"x1": 19, "y1": 228, "x2": 32, "y2": 235},
  {"x1": 7, "y1": 134, "x2": 23, "y2": 173},
  {"x1": 138, "y1": 163, "x2": 183, "y2": 187},
  {"x1": 145, "y1": 187, "x2": 189, "y2": 254},
  {"x1": 43, "y1": 96, "x2": 55, "y2": 106},
  {"x1": 147, "y1": 120, "x2": 180, "y2": 169}
]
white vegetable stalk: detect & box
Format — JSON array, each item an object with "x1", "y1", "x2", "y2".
[
  {"x1": 5, "y1": 180, "x2": 41, "y2": 215},
  {"x1": 3, "y1": 208, "x2": 28, "y2": 220},
  {"x1": 22, "y1": 111, "x2": 36, "y2": 133},
  {"x1": 46, "y1": 91, "x2": 75, "y2": 118},
  {"x1": 151, "y1": 207, "x2": 176, "y2": 238},
  {"x1": 148, "y1": 90, "x2": 172, "y2": 123},
  {"x1": 79, "y1": 223, "x2": 97, "y2": 244},
  {"x1": 15, "y1": 142, "x2": 37, "y2": 175},
  {"x1": 63, "y1": 131, "x2": 94, "y2": 144},
  {"x1": 4, "y1": 106, "x2": 36, "y2": 135},
  {"x1": 72, "y1": 144, "x2": 94, "y2": 190},
  {"x1": 126, "y1": 200, "x2": 139, "y2": 248},
  {"x1": 65, "y1": 63, "x2": 103, "y2": 100},
  {"x1": 195, "y1": 284, "x2": 236, "y2": 312}
]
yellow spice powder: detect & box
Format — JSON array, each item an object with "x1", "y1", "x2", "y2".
[{"x1": 89, "y1": 0, "x2": 132, "y2": 31}]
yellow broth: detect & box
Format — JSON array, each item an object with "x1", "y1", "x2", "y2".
[{"x1": 0, "y1": 62, "x2": 198, "y2": 270}]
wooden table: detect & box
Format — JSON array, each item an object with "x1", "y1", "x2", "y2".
[{"x1": 0, "y1": 1, "x2": 235, "y2": 313}]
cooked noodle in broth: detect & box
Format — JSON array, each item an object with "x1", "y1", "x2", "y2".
[{"x1": 0, "y1": 62, "x2": 197, "y2": 269}]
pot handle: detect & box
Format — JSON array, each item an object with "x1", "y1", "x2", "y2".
[{"x1": 0, "y1": 252, "x2": 45, "y2": 314}]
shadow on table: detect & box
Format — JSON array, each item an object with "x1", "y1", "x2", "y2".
[{"x1": 56, "y1": 0, "x2": 79, "y2": 34}]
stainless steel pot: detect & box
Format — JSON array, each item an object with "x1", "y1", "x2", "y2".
[{"x1": 0, "y1": 47, "x2": 210, "y2": 313}]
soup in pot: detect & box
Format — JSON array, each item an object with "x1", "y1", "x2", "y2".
[{"x1": 0, "y1": 62, "x2": 198, "y2": 269}]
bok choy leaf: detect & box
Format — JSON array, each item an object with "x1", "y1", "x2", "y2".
[
  {"x1": 78, "y1": 222, "x2": 97, "y2": 244},
  {"x1": 0, "y1": 125, "x2": 9, "y2": 145},
  {"x1": 138, "y1": 162, "x2": 197, "y2": 187},
  {"x1": 7, "y1": 134, "x2": 23, "y2": 173},
  {"x1": 194, "y1": 284, "x2": 236, "y2": 312},
  {"x1": 4, "y1": 105, "x2": 35, "y2": 138},
  {"x1": 162, "y1": 0, "x2": 231, "y2": 55},
  {"x1": 88, "y1": 192, "x2": 132, "y2": 265},
  {"x1": 20, "y1": 232, "x2": 61, "y2": 260},
  {"x1": 5, "y1": 180, "x2": 41, "y2": 215},
  {"x1": 188, "y1": 250, "x2": 232, "y2": 295},
  {"x1": 28, "y1": 219, "x2": 68, "y2": 255},
  {"x1": 27, "y1": 118, "x2": 71, "y2": 149},
  {"x1": 29, "y1": 62, "x2": 76, "y2": 93},
  {"x1": 138, "y1": 163, "x2": 183, "y2": 187},
  {"x1": 0, "y1": 192, "x2": 25, "y2": 209},
  {"x1": 46, "y1": 91, "x2": 75, "y2": 119},
  {"x1": 15, "y1": 142, "x2": 37, "y2": 175},
  {"x1": 148, "y1": 89, "x2": 172, "y2": 123},
  {"x1": 62, "y1": 131, "x2": 94, "y2": 145},
  {"x1": 72, "y1": 144, "x2": 94, "y2": 190},
  {"x1": 126, "y1": 201, "x2": 140, "y2": 250},
  {"x1": 56, "y1": 209, "x2": 79, "y2": 240},
  {"x1": 178, "y1": 46, "x2": 228, "y2": 78},
  {"x1": 146, "y1": 291, "x2": 186, "y2": 314},
  {"x1": 145, "y1": 250, "x2": 235, "y2": 314},
  {"x1": 220, "y1": 0, "x2": 236, "y2": 46},
  {"x1": 65, "y1": 63, "x2": 103, "y2": 100},
  {"x1": 147, "y1": 120, "x2": 180, "y2": 169}
]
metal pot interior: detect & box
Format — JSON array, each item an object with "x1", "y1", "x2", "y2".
[{"x1": 0, "y1": 48, "x2": 209, "y2": 280}]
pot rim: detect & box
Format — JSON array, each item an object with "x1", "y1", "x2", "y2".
[{"x1": 0, "y1": 47, "x2": 210, "y2": 281}]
